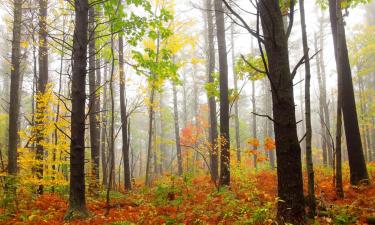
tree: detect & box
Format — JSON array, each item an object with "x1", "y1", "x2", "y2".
[
  {"x1": 214, "y1": 0, "x2": 230, "y2": 187},
  {"x1": 328, "y1": 0, "x2": 369, "y2": 185},
  {"x1": 64, "y1": 0, "x2": 89, "y2": 219},
  {"x1": 8, "y1": 0, "x2": 23, "y2": 179},
  {"x1": 172, "y1": 83, "x2": 183, "y2": 176},
  {"x1": 88, "y1": 5, "x2": 100, "y2": 195},
  {"x1": 259, "y1": 1, "x2": 305, "y2": 221},
  {"x1": 299, "y1": 0, "x2": 316, "y2": 216},
  {"x1": 204, "y1": 0, "x2": 219, "y2": 182},
  {"x1": 119, "y1": 34, "x2": 131, "y2": 190}
]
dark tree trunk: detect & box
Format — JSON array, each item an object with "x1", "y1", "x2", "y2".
[
  {"x1": 145, "y1": 86, "x2": 155, "y2": 186},
  {"x1": 65, "y1": 0, "x2": 89, "y2": 219},
  {"x1": 214, "y1": 0, "x2": 230, "y2": 187},
  {"x1": 172, "y1": 84, "x2": 183, "y2": 176},
  {"x1": 328, "y1": 0, "x2": 369, "y2": 185},
  {"x1": 335, "y1": 24, "x2": 344, "y2": 197},
  {"x1": 8, "y1": 0, "x2": 23, "y2": 177},
  {"x1": 205, "y1": 0, "x2": 218, "y2": 182},
  {"x1": 35, "y1": 0, "x2": 49, "y2": 195},
  {"x1": 88, "y1": 6, "x2": 100, "y2": 194},
  {"x1": 299, "y1": 0, "x2": 316, "y2": 216},
  {"x1": 259, "y1": 0, "x2": 305, "y2": 223},
  {"x1": 119, "y1": 35, "x2": 131, "y2": 190},
  {"x1": 101, "y1": 62, "x2": 108, "y2": 186}
]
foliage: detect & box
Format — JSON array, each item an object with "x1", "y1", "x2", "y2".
[
  {"x1": 235, "y1": 54, "x2": 266, "y2": 81},
  {"x1": 349, "y1": 25, "x2": 375, "y2": 77},
  {"x1": 17, "y1": 84, "x2": 69, "y2": 190},
  {"x1": 316, "y1": 0, "x2": 372, "y2": 9}
]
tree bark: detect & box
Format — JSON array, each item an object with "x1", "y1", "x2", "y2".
[
  {"x1": 205, "y1": 0, "x2": 218, "y2": 182},
  {"x1": 65, "y1": 0, "x2": 89, "y2": 219},
  {"x1": 299, "y1": 0, "x2": 316, "y2": 216},
  {"x1": 328, "y1": 0, "x2": 369, "y2": 185},
  {"x1": 88, "y1": 6, "x2": 100, "y2": 194},
  {"x1": 119, "y1": 35, "x2": 131, "y2": 190},
  {"x1": 214, "y1": 0, "x2": 230, "y2": 187},
  {"x1": 8, "y1": 0, "x2": 23, "y2": 177},
  {"x1": 35, "y1": 0, "x2": 49, "y2": 195},
  {"x1": 172, "y1": 84, "x2": 183, "y2": 176},
  {"x1": 259, "y1": 0, "x2": 305, "y2": 223},
  {"x1": 101, "y1": 62, "x2": 108, "y2": 187}
]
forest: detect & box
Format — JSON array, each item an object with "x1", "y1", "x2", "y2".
[{"x1": 0, "y1": 0, "x2": 374, "y2": 224}]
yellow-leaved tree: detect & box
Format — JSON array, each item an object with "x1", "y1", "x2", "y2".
[{"x1": 18, "y1": 83, "x2": 69, "y2": 191}]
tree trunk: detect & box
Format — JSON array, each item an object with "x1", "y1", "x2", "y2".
[
  {"x1": 35, "y1": 0, "x2": 49, "y2": 195},
  {"x1": 214, "y1": 0, "x2": 230, "y2": 187},
  {"x1": 101, "y1": 62, "x2": 108, "y2": 187},
  {"x1": 315, "y1": 33, "x2": 328, "y2": 166},
  {"x1": 8, "y1": 0, "x2": 23, "y2": 177},
  {"x1": 231, "y1": 22, "x2": 241, "y2": 163},
  {"x1": 328, "y1": 0, "x2": 369, "y2": 185},
  {"x1": 319, "y1": 15, "x2": 333, "y2": 167},
  {"x1": 172, "y1": 83, "x2": 183, "y2": 176},
  {"x1": 264, "y1": 79, "x2": 275, "y2": 168},
  {"x1": 88, "y1": 6, "x2": 100, "y2": 195},
  {"x1": 259, "y1": 1, "x2": 305, "y2": 223},
  {"x1": 159, "y1": 92, "x2": 167, "y2": 174},
  {"x1": 119, "y1": 35, "x2": 131, "y2": 190},
  {"x1": 335, "y1": 47, "x2": 344, "y2": 199},
  {"x1": 65, "y1": 0, "x2": 89, "y2": 219},
  {"x1": 299, "y1": 0, "x2": 316, "y2": 216},
  {"x1": 205, "y1": 0, "x2": 218, "y2": 182}
]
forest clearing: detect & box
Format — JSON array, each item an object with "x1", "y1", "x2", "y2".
[{"x1": 0, "y1": 0, "x2": 375, "y2": 224}]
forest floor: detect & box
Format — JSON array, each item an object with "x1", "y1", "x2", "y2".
[{"x1": 1, "y1": 163, "x2": 374, "y2": 225}]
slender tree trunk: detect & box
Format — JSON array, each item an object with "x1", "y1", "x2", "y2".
[
  {"x1": 119, "y1": 34, "x2": 131, "y2": 190},
  {"x1": 88, "y1": 6, "x2": 100, "y2": 195},
  {"x1": 35, "y1": 0, "x2": 49, "y2": 195},
  {"x1": 315, "y1": 33, "x2": 328, "y2": 166},
  {"x1": 319, "y1": 15, "x2": 333, "y2": 166},
  {"x1": 205, "y1": 0, "x2": 218, "y2": 182},
  {"x1": 335, "y1": 28, "x2": 344, "y2": 198},
  {"x1": 65, "y1": 0, "x2": 89, "y2": 219},
  {"x1": 259, "y1": 1, "x2": 305, "y2": 223},
  {"x1": 159, "y1": 92, "x2": 167, "y2": 174},
  {"x1": 145, "y1": 86, "x2": 155, "y2": 186},
  {"x1": 172, "y1": 83, "x2": 183, "y2": 176},
  {"x1": 101, "y1": 62, "x2": 108, "y2": 187},
  {"x1": 299, "y1": 0, "x2": 316, "y2": 216},
  {"x1": 8, "y1": 0, "x2": 23, "y2": 177},
  {"x1": 105, "y1": 33, "x2": 116, "y2": 215},
  {"x1": 264, "y1": 79, "x2": 275, "y2": 168},
  {"x1": 231, "y1": 23, "x2": 241, "y2": 163},
  {"x1": 358, "y1": 77, "x2": 368, "y2": 161},
  {"x1": 145, "y1": 34, "x2": 160, "y2": 186},
  {"x1": 214, "y1": 0, "x2": 230, "y2": 186},
  {"x1": 328, "y1": 0, "x2": 369, "y2": 185},
  {"x1": 53, "y1": 10, "x2": 66, "y2": 191}
]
